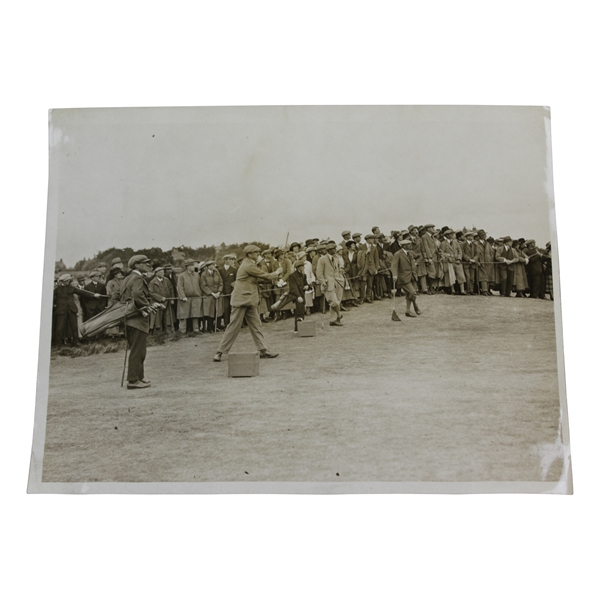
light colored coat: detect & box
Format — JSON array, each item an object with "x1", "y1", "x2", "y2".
[{"x1": 231, "y1": 258, "x2": 280, "y2": 308}]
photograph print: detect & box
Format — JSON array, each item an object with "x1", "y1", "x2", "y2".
[{"x1": 28, "y1": 105, "x2": 571, "y2": 494}]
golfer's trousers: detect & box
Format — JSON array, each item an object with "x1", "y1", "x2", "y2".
[
  {"x1": 125, "y1": 326, "x2": 147, "y2": 382},
  {"x1": 217, "y1": 305, "x2": 268, "y2": 354}
]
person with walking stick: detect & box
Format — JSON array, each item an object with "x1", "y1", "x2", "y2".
[{"x1": 120, "y1": 255, "x2": 162, "y2": 389}]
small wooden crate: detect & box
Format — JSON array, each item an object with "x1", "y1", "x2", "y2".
[
  {"x1": 228, "y1": 352, "x2": 260, "y2": 377},
  {"x1": 297, "y1": 320, "x2": 316, "y2": 337}
]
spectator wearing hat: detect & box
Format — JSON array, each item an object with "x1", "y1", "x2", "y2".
[
  {"x1": 105, "y1": 266, "x2": 126, "y2": 336},
  {"x1": 446, "y1": 230, "x2": 466, "y2": 295},
  {"x1": 288, "y1": 242, "x2": 301, "y2": 262},
  {"x1": 418, "y1": 225, "x2": 437, "y2": 294},
  {"x1": 213, "y1": 245, "x2": 283, "y2": 362},
  {"x1": 475, "y1": 230, "x2": 494, "y2": 296},
  {"x1": 316, "y1": 240, "x2": 345, "y2": 326},
  {"x1": 356, "y1": 234, "x2": 379, "y2": 303},
  {"x1": 352, "y1": 232, "x2": 366, "y2": 251},
  {"x1": 257, "y1": 248, "x2": 276, "y2": 322},
  {"x1": 495, "y1": 236, "x2": 516, "y2": 296},
  {"x1": 82, "y1": 271, "x2": 107, "y2": 321},
  {"x1": 218, "y1": 254, "x2": 238, "y2": 328},
  {"x1": 391, "y1": 239, "x2": 421, "y2": 317},
  {"x1": 177, "y1": 258, "x2": 203, "y2": 333},
  {"x1": 148, "y1": 266, "x2": 175, "y2": 332},
  {"x1": 524, "y1": 241, "x2": 545, "y2": 299},
  {"x1": 341, "y1": 239, "x2": 360, "y2": 306},
  {"x1": 438, "y1": 230, "x2": 457, "y2": 293},
  {"x1": 121, "y1": 255, "x2": 161, "y2": 389},
  {"x1": 461, "y1": 230, "x2": 479, "y2": 294},
  {"x1": 200, "y1": 260, "x2": 224, "y2": 333},
  {"x1": 340, "y1": 230, "x2": 352, "y2": 248},
  {"x1": 286, "y1": 260, "x2": 311, "y2": 332},
  {"x1": 73, "y1": 275, "x2": 87, "y2": 337},
  {"x1": 163, "y1": 264, "x2": 179, "y2": 329},
  {"x1": 96, "y1": 262, "x2": 108, "y2": 284},
  {"x1": 303, "y1": 247, "x2": 317, "y2": 313},
  {"x1": 511, "y1": 240, "x2": 529, "y2": 297},
  {"x1": 53, "y1": 274, "x2": 102, "y2": 344}
]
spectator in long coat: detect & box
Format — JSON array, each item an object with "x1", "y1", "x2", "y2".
[
  {"x1": 53, "y1": 274, "x2": 101, "y2": 344},
  {"x1": 287, "y1": 260, "x2": 309, "y2": 332},
  {"x1": 357, "y1": 234, "x2": 379, "y2": 303},
  {"x1": 525, "y1": 241, "x2": 546, "y2": 299},
  {"x1": 461, "y1": 230, "x2": 479, "y2": 294},
  {"x1": 439, "y1": 232, "x2": 457, "y2": 292},
  {"x1": 149, "y1": 265, "x2": 175, "y2": 332},
  {"x1": 218, "y1": 254, "x2": 237, "y2": 328},
  {"x1": 448, "y1": 231, "x2": 466, "y2": 295},
  {"x1": 475, "y1": 229, "x2": 494, "y2": 295},
  {"x1": 418, "y1": 225, "x2": 437, "y2": 294},
  {"x1": 200, "y1": 260, "x2": 224, "y2": 332},
  {"x1": 303, "y1": 247, "x2": 317, "y2": 312},
  {"x1": 164, "y1": 263, "x2": 179, "y2": 329},
  {"x1": 105, "y1": 266, "x2": 125, "y2": 336},
  {"x1": 82, "y1": 271, "x2": 107, "y2": 320},
  {"x1": 177, "y1": 258, "x2": 203, "y2": 333},
  {"x1": 511, "y1": 241, "x2": 529, "y2": 297},
  {"x1": 495, "y1": 236, "x2": 517, "y2": 297},
  {"x1": 341, "y1": 239, "x2": 360, "y2": 305}
]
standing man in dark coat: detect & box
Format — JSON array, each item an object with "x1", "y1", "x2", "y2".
[
  {"x1": 495, "y1": 236, "x2": 517, "y2": 297},
  {"x1": 218, "y1": 254, "x2": 238, "y2": 328},
  {"x1": 213, "y1": 245, "x2": 282, "y2": 362},
  {"x1": 120, "y1": 255, "x2": 161, "y2": 389},
  {"x1": 287, "y1": 260, "x2": 309, "y2": 333},
  {"x1": 82, "y1": 271, "x2": 107, "y2": 320}
]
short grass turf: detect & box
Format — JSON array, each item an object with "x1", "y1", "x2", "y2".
[{"x1": 41, "y1": 293, "x2": 564, "y2": 483}]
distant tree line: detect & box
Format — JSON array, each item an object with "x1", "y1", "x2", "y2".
[{"x1": 71, "y1": 242, "x2": 271, "y2": 271}]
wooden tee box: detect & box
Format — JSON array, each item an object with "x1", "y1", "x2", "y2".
[
  {"x1": 297, "y1": 320, "x2": 316, "y2": 337},
  {"x1": 228, "y1": 352, "x2": 260, "y2": 377}
]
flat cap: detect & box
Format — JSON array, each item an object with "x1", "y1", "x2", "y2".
[
  {"x1": 183, "y1": 258, "x2": 196, "y2": 266},
  {"x1": 352, "y1": 232, "x2": 362, "y2": 239},
  {"x1": 243, "y1": 244, "x2": 262, "y2": 254},
  {"x1": 128, "y1": 254, "x2": 151, "y2": 269},
  {"x1": 111, "y1": 257, "x2": 123, "y2": 265},
  {"x1": 58, "y1": 273, "x2": 72, "y2": 282},
  {"x1": 477, "y1": 229, "x2": 486, "y2": 236},
  {"x1": 464, "y1": 230, "x2": 475, "y2": 237},
  {"x1": 97, "y1": 262, "x2": 107, "y2": 267},
  {"x1": 503, "y1": 236, "x2": 512, "y2": 242},
  {"x1": 399, "y1": 239, "x2": 413, "y2": 246},
  {"x1": 424, "y1": 223, "x2": 435, "y2": 229},
  {"x1": 203, "y1": 260, "x2": 216, "y2": 267},
  {"x1": 153, "y1": 265, "x2": 165, "y2": 273},
  {"x1": 364, "y1": 234, "x2": 374, "y2": 240},
  {"x1": 341, "y1": 230, "x2": 351, "y2": 236},
  {"x1": 293, "y1": 260, "x2": 305, "y2": 269},
  {"x1": 77, "y1": 275, "x2": 86, "y2": 281},
  {"x1": 326, "y1": 240, "x2": 337, "y2": 247},
  {"x1": 89, "y1": 270, "x2": 101, "y2": 277}
]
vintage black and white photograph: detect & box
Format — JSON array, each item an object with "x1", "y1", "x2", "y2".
[{"x1": 28, "y1": 105, "x2": 571, "y2": 493}]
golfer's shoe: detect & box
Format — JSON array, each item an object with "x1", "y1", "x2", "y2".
[
  {"x1": 213, "y1": 352, "x2": 222, "y2": 362},
  {"x1": 127, "y1": 380, "x2": 151, "y2": 389},
  {"x1": 140, "y1": 378, "x2": 151, "y2": 384},
  {"x1": 330, "y1": 320, "x2": 343, "y2": 326},
  {"x1": 259, "y1": 350, "x2": 279, "y2": 359},
  {"x1": 405, "y1": 312, "x2": 417, "y2": 318}
]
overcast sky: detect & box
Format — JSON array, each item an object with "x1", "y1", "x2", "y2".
[{"x1": 50, "y1": 106, "x2": 553, "y2": 267}]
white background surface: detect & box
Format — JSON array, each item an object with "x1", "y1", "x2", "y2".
[{"x1": 1, "y1": 1, "x2": 597, "y2": 597}]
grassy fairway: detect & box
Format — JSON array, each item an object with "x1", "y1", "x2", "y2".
[{"x1": 42, "y1": 293, "x2": 564, "y2": 483}]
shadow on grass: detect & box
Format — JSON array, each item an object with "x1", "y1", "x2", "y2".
[{"x1": 51, "y1": 330, "x2": 186, "y2": 358}]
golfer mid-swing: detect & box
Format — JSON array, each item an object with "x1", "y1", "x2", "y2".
[{"x1": 213, "y1": 245, "x2": 283, "y2": 362}]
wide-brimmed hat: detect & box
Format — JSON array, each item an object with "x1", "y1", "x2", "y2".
[
  {"x1": 289, "y1": 242, "x2": 301, "y2": 250},
  {"x1": 503, "y1": 236, "x2": 512, "y2": 242}
]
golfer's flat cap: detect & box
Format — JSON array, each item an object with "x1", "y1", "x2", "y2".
[
  {"x1": 58, "y1": 273, "x2": 72, "y2": 282},
  {"x1": 352, "y1": 232, "x2": 362, "y2": 238},
  {"x1": 243, "y1": 244, "x2": 262, "y2": 254},
  {"x1": 111, "y1": 257, "x2": 122, "y2": 265},
  {"x1": 128, "y1": 254, "x2": 151, "y2": 269},
  {"x1": 341, "y1": 230, "x2": 351, "y2": 236},
  {"x1": 424, "y1": 223, "x2": 435, "y2": 229}
]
